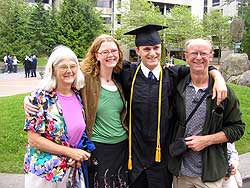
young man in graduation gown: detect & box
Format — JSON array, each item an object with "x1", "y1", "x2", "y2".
[{"x1": 120, "y1": 24, "x2": 227, "y2": 188}]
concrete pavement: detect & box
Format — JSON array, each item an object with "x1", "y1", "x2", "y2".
[
  {"x1": 0, "y1": 71, "x2": 249, "y2": 187},
  {"x1": 0, "y1": 154, "x2": 250, "y2": 188},
  {"x1": 0, "y1": 71, "x2": 41, "y2": 97}
]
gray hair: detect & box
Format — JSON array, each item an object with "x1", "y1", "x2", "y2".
[
  {"x1": 184, "y1": 38, "x2": 213, "y2": 53},
  {"x1": 40, "y1": 45, "x2": 85, "y2": 91}
]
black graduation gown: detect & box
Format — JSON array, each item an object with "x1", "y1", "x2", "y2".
[{"x1": 120, "y1": 62, "x2": 185, "y2": 188}]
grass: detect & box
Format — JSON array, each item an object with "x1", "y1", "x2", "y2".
[
  {"x1": 228, "y1": 84, "x2": 250, "y2": 154},
  {"x1": 37, "y1": 57, "x2": 48, "y2": 67},
  {"x1": 0, "y1": 93, "x2": 27, "y2": 174},
  {"x1": 0, "y1": 83, "x2": 249, "y2": 174}
]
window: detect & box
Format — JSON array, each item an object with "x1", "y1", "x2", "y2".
[
  {"x1": 204, "y1": 0, "x2": 208, "y2": 14},
  {"x1": 212, "y1": 0, "x2": 220, "y2": 6},
  {"x1": 96, "y1": 0, "x2": 112, "y2": 8},
  {"x1": 33, "y1": 0, "x2": 49, "y2": 3},
  {"x1": 102, "y1": 16, "x2": 111, "y2": 24}
]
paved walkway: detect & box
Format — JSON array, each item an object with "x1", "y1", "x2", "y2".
[
  {"x1": 0, "y1": 72, "x2": 41, "y2": 97},
  {"x1": 0, "y1": 71, "x2": 249, "y2": 187}
]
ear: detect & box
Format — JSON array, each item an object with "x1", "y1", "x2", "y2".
[
  {"x1": 135, "y1": 47, "x2": 140, "y2": 56},
  {"x1": 209, "y1": 52, "x2": 214, "y2": 62},
  {"x1": 95, "y1": 53, "x2": 100, "y2": 61},
  {"x1": 184, "y1": 52, "x2": 188, "y2": 61}
]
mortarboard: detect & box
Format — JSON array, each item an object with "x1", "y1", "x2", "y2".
[{"x1": 124, "y1": 24, "x2": 167, "y2": 47}]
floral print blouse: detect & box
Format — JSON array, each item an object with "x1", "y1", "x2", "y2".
[{"x1": 24, "y1": 89, "x2": 84, "y2": 182}]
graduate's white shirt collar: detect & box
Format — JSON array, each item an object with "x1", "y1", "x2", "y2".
[{"x1": 140, "y1": 62, "x2": 160, "y2": 80}]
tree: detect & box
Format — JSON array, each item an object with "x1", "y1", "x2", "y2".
[
  {"x1": 28, "y1": 0, "x2": 56, "y2": 56},
  {"x1": 0, "y1": 0, "x2": 31, "y2": 59},
  {"x1": 115, "y1": 0, "x2": 165, "y2": 62},
  {"x1": 115, "y1": 0, "x2": 165, "y2": 49},
  {"x1": 165, "y1": 6, "x2": 204, "y2": 59},
  {"x1": 238, "y1": 0, "x2": 250, "y2": 57},
  {"x1": 55, "y1": 0, "x2": 104, "y2": 57},
  {"x1": 203, "y1": 10, "x2": 232, "y2": 63}
]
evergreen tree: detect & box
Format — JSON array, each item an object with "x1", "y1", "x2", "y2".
[
  {"x1": 0, "y1": 0, "x2": 31, "y2": 59},
  {"x1": 28, "y1": 0, "x2": 56, "y2": 56},
  {"x1": 55, "y1": 0, "x2": 103, "y2": 57}
]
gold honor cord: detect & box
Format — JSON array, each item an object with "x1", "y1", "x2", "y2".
[{"x1": 128, "y1": 64, "x2": 163, "y2": 170}]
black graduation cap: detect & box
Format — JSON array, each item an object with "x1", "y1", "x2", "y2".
[{"x1": 124, "y1": 24, "x2": 167, "y2": 47}]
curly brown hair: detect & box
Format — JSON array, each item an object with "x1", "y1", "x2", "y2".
[{"x1": 81, "y1": 34, "x2": 124, "y2": 77}]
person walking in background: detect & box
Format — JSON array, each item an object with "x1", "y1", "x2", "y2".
[
  {"x1": 168, "y1": 38, "x2": 245, "y2": 188},
  {"x1": 81, "y1": 34, "x2": 129, "y2": 188},
  {"x1": 7, "y1": 55, "x2": 13, "y2": 73},
  {"x1": 3, "y1": 54, "x2": 8, "y2": 73},
  {"x1": 12, "y1": 55, "x2": 19, "y2": 73},
  {"x1": 31, "y1": 54, "x2": 37, "y2": 77},
  {"x1": 23, "y1": 55, "x2": 32, "y2": 78},
  {"x1": 122, "y1": 25, "x2": 227, "y2": 188},
  {"x1": 23, "y1": 45, "x2": 94, "y2": 188}
]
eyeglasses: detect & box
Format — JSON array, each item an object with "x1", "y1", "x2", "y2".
[
  {"x1": 97, "y1": 49, "x2": 119, "y2": 56},
  {"x1": 57, "y1": 64, "x2": 78, "y2": 71},
  {"x1": 187, "y1": 52, "x2": 211, "y2": 58}
]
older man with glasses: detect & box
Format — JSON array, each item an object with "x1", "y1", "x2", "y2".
[{"x1": 168, "y1": 38, "x2": 245, "y2": 188}]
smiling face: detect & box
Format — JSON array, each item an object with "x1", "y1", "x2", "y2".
[
  {"x1": 95, "y1": 41, "x2": 119, "y2": 71},
  {"x1": 54, "y1": 58, "x2": 78, "y2": 88},
  {"x1": 185, "y1": 39, "x2": 213, "y2": 74},
  {"x1": 136, "y1": 44, "x2": 161, "y2": 70}
]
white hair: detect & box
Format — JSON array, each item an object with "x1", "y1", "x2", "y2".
[
  {"x1": 184, "y1": 38, "x2": 213, "y2": 53},
  {"x1": 40, "y1": 45, "x2": 85, "y2": 91}
]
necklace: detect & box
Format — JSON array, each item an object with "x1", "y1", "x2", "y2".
[{"x1": 100, "y1": 77, "x2": 111, "y2": 83}]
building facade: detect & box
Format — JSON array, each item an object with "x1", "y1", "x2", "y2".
[
  {"x1": 29, "y1": 0, "x2": 240, "y2": 33},
  {"x1": 207, "y1": 0, "x2": 241, "y2": 17}
]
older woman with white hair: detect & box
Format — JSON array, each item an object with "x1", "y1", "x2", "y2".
[{"x1": 23, "y1": 45, "x2": 95, "y2": 188}]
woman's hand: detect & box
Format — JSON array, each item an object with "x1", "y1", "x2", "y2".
[
  {"x1": 28, "y1": 131, "x2": 91, "y2": 164},
  {"x1": 67, "y1": 147, "x2": 91, "y2": 162}
]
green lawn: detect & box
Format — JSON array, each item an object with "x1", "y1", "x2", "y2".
[
  {"x1": 0, "y1": 93, "x2": 27, "y2": 174},
  {"x1": 0, "y1": 83, "x2": 249, "y2": 174},
  {"x1": 228, "y1": 84, "x2": 250, "y2": 154}
]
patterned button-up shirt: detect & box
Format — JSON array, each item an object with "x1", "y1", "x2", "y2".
[{"x1": 24, "y1": 89, "x2": 83, "y2": 182}]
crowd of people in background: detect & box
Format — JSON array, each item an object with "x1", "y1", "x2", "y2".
[
  {"x1": 2, "y1": 54, "x2": 37, "y2": 78},
  {"x1": 3, "y1": 54, "x2": 19, "y2": 73}
]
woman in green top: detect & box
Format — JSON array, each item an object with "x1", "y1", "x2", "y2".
[{"x1": 81, "y1": 34, "x2": 128, "y2": 188}]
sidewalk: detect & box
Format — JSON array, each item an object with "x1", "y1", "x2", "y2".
[
  {"x1": 0, "y1": 153, "x2": 250, "y2": 188},
  {"x1": 0, "y1": 71, "x2": 249, "y2": 188},
  {"x1": 0, "y1": 71, "x2": 41, "y2": 97}
]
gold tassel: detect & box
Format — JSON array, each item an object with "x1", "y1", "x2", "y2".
[
  {"x1": 128, "y1": 158, "x2": 132, "y2": 170},
  {"x1": 155, "y1": 146, "x2": 161, "y2": 162}
]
